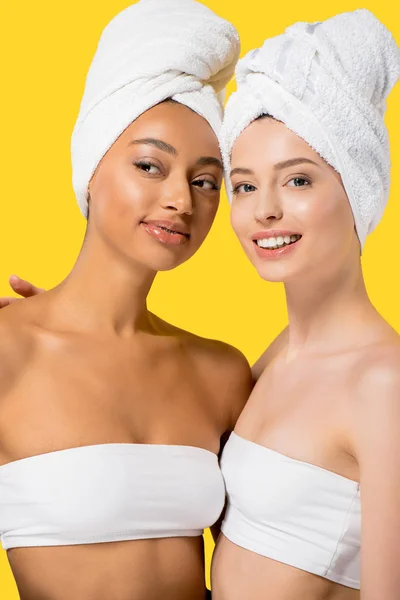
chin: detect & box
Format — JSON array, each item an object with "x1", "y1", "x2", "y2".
[
  {"x1": 135, "y1": 247, "x2": 195, "y2": 272},
  {"x1": 254, "y1": 261, "x2": 302, "y2": 284}
]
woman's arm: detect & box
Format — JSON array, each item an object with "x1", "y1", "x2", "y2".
[{"x1": 351, "y1": 352, "x2": 400, "y2": 599}]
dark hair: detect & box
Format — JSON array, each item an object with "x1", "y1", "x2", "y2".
[{"x1": 256, "y1": 113, "x2": 273, "y2": 121}]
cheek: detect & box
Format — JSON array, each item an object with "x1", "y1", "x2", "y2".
[
  {"x1": 190, "y1": 197, "x2": 220, "y2": 241},
  {"x1": 230, "y1": 202, "x2": 249, "y2": 240},
  {"x1": 90, "y1": 163, "x2": 155, "y2": 226},
  {"x1": 200, "y1": 197, "x2": 220, "y2": 222},
  {"x1": 297, "y1": 189, "x2": 354, "y2": 240}
]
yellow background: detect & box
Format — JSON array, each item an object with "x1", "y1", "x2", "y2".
[{"x1": 0, "y1": 0, "x2": 399, "y2": 596}]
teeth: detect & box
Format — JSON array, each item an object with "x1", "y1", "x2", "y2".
[
  {"x1": 161, "y1": 226, "x2": 185, "y2": 236},
  {"x1": 256, "y1": 234, "x2": 301, "y2": 249}
]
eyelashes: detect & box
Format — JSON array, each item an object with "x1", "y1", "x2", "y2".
[
  {"x1": 286, "y1": 177, "x2": 311, "y2": 187},
  {"x1": 192, "y1": 179, "x2": 220, "y2": 191},
  {"x1": 133, "y1": 160, "x2": 161, "y2": 175},
  {"x1": 232, "y1": 176, "x2": 312, "y2": 195},
  {"x1": 232, "y1": 183, "x2": 257, "y2": 195},
  {"x1": 133, "y1": 160, "x2": 220, "y2": 191}
]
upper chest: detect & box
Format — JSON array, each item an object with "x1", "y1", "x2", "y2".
[
  {"x1": 245, "y1": 354, "x2": 354, "y2": 422},
  {"x1": 235, "y1": 353, "x2": 360, "y2": 477},
  {"x1": 0, "y1": 331, "x2": 225, "y2": 461},
  {"x1": 10, "y1": 330, "x2": 208, "y2": 402}
]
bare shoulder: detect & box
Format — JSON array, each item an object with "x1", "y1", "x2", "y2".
[
  {"x1": 184, "y1": 330, "x2": 250, "y2": 370},
  {"x1": 348, "y1": 340, "x2": 400, "y2": 452},
  {"x1": 150, "y1": 313, "x2": 253, "y2": 427},
  {"x1": 183, "y1": 329, "x2": 252, "y2": 391},
  {"x1": 352, "y1": 340, "x2": 400, "y2": 399},
  {"x1": 252, "y1": 326, "x2": 288, "y2": 381},
  {"x1": 150, "y1": 311, "x2": 251, "y2": 374},
  {"x1": 186, "y1": 334, "x2": 253, "y2": 429}
]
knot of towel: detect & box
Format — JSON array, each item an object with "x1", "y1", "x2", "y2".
[
  {"x1": 72, "y1": 0, "x2": 240, "y2": 217},
  {"x1": 221, "y1": 9, "x2": 400, "y2": 247}
]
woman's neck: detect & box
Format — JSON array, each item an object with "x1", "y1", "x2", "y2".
[
  {"x1": 283, "y1": 261, "x2": 381, "y2": 359},
  {"x1": 46, "y1": 230, "x2": 157, "y2": 337}
]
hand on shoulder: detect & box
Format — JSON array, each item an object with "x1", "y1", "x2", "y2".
[{"x1": 0, "y1": 275, "x2": 44, "y2": 308}]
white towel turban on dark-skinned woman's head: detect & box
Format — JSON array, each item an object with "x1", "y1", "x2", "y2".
[{"x1": 71, "y1": 0, "x2": 240, "y2": 218}]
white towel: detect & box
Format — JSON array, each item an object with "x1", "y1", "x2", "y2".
[
  {"x1": 221, "y1": 10, "x2": 400, "y2": 248},
  {"x1": 72, "y1": 0, "x2": 240, "y2": 217}
]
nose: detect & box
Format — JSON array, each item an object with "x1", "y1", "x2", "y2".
[
  {"x1": 254, "y1": 188, "x2": 283, "y2": 224},
  {"x1": 160, "y1": 178, "x2": 193, "y2": 216}
]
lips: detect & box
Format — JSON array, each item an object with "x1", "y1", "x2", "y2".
[
  {"x1": 141, "y1": 220, "x2": 190, "y2": 247},
  {"x1": 251, "y1": 230, "x2": 302, "y2": 259}
]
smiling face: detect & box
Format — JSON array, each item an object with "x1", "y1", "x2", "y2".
[
  {"x1": 229, "y1": 116, "x2": 360, "y2": 283},
  {"x1": 86, "y1": 101, "x2": 223, "y2": 272}
]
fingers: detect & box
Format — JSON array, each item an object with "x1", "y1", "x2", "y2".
[
  {"x1": 0, "y1": 275, "x2": 46, "y2": 309},
  {"x1": 9, "y1": 275, "x2": 45, "y2": 298},
  {"x1": 0, "y1": 297, "x2": 20, "y2": 309}
]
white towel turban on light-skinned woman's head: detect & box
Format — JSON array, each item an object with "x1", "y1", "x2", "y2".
[
  {"x1": 71, "y1": 0, "x2": 240, "y2": 218},
  {"x1": 221, "y1": 9, "x2": 400, "y2": 248}
]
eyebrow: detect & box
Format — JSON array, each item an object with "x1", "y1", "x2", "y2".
[
  {"x1": 196, "y1": 156, "x2": 223, "y2": 170},
  {"x1": 129, "y1": 138, "x2": 177, "y2": 156},
  {"x1": 230, "y1": 167, "x2": 254, "y2": 177},
  {"x1": 130, "y1": 138, "x2": 222, "y2": 170},
  {"x1": 273, "y1": 157, "x2": 320, "y2": 170},
  {"x1": 230, "y1": 158, "x2": 319, "y2": 178}
]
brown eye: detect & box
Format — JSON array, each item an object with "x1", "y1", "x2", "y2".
[
  {"x1": 192, "y1": 178, "x2": 219, "y2": 191},
  {"x1": 133, "y1": 161, "x2": 161, "y2": 175}
]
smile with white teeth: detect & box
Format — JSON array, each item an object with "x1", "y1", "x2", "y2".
[{"x1": 255, "y1": 234, "x2": 301, "y2": 249}]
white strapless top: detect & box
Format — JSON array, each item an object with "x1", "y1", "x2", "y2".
[
  {"x1": 221, "y1": 432, "x2": 361, "y2": 589},
  {"x1": 0, "y1": 443, "x2": 225, "y2": 550}
]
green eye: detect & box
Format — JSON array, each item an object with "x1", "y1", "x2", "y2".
[{"x1": 233, "y1": 183, "x2": 257, "y2": 195}]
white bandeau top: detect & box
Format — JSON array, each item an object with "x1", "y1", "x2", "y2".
[
  {"x1": 221, "y1": 432, "x2": 361, "y2": 589},
  {"x1": 0, "y1": 443, "x2": 225, "y2": 550}
]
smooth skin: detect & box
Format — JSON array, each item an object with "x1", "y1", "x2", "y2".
[
  {"x1": 211, "y1": 117, "x2": 400, "y2": 600},
  {"x1": 0, "y1": 101, "x2": 252, "y2": 600}
]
